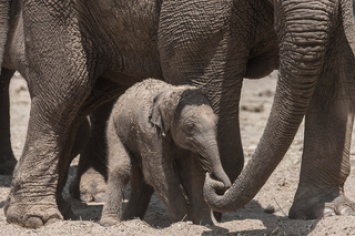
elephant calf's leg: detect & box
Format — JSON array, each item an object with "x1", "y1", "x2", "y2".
[
  {"x1": 143, "y1": 146, "x2": 189, "y2": 222},
  {"x1": 100, "y1": 125, "x2": 132, "y2": 227},
  {"x1": 177, "y1": 153, "x2": 214, "y2": 225},
  {"x1": 123, "y1": 165, "x2": 154, "y2": 220}
]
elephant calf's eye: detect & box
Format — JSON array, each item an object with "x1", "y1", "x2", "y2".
[{"x1": 185, "y1": 123, "x2": 195, "y2": 135}]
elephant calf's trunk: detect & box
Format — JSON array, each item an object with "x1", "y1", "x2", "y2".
[
  {"x1": 211, "y1": 164, "x2": 231, "y2": 188},
  {"x1": 201, "y1": 141, "x2": 231, "y2": 188}
]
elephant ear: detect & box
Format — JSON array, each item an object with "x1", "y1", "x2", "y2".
[{"x1": 150, "y1": 91, "x2": 173, "y2": 136}]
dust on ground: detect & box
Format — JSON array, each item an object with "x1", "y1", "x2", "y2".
[{"x1": 1, "y1": 71, "x2": 355, "y2": 235}]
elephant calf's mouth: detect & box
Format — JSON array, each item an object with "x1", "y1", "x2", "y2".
[{"x1": 198, "y1": 155, "x2": 212, "y2": 173}]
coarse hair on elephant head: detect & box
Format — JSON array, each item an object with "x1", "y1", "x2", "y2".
[
  {"x1": 150, "y1": 88, "x2": 231, "y2": 188},
  {"x1": 150, "y1": 88, "x2": 209, "y2": 136}
]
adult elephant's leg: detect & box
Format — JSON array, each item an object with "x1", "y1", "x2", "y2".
[
  {"x1": 5, "y1": 2, "x2": 93, "y2": 228},
  {"x1": 289, "y1": 41, "x2": 355, "y2": 219},
  {"x1": 0, "y1": 68, "x2": 17, "y2": 175},
  {"x1": 70, "y1": 100, "x2": 116, "y2": 203},
  {"x1": 289, "y1": 91, "x2": 354, "y2": 219},
  {"x1": 56, "y1": 118, "x2": 87, "y2": 220},
  {"x1": 70, "y1": 117, "x2": 91, "y2": 158},
  {"x1": 5, "y1": 95, "x2": 89, "y2": 228}
]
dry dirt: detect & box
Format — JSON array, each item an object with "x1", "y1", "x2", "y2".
[{"x1": 1, "y1": 71, "x2": 355, "y2": 235}]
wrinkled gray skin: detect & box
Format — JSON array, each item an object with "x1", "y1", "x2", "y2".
[
  {"x1": 0, "y1": 0, "x2": 353, "y2": 229},
  {"x1": 0, "y1": 68, "x2": 110, "y2": 199},
  {"x1": 100, "y1": 79, "x2": 231, "y2": 226},
  {"x1": 0, "y1": 1, "x2": 106, "y2": 203},
  {"x1": 204, "y1": 0, "x2": 355, "y2": 220}
]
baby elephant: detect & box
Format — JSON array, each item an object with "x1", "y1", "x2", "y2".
[{"x1": 100, "y1": 78, "x2": 231, "y2": 226}]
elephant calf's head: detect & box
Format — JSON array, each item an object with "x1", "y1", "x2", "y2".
[{"x1": 150, "y1": 88, "x2": 231, "y2": 188}]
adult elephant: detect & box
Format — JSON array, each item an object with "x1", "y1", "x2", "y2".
[
  {"x1": 204, "y1": 0, "x2": 355, "y2": 220},
  {"x1": 1, "y1": 0, "x2": 278, "y2": 228}
]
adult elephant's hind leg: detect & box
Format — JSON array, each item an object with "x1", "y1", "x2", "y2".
[
  {"x1": 5, "y1": 88, "x2": 91, "y2": 228},
  {"x1": 70, "y1": 100, "x2": 116, "y2": 203},
  {"x1": 57, "y1": 117, "x2": 90, "y2": 220},
  {"x1": 289, "y1": 68, "x2": 355, "y2": 219}
]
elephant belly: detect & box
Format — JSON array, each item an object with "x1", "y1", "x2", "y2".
[
  {"x1": 245, "y1": 51, "x2": 278, "y2": 79},
  {"x1": 80, "y1": 0, "x2": 163, "y2": 80}
]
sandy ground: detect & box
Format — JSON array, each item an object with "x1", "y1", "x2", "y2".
[{"x1": 1, "y1": 71, "x2": 355, "y2": 235}]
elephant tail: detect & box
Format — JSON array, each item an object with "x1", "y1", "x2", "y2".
[
  {"x1": 341, "y1": 0, "x2": 355, "y2": 58},
  {"x1": 0, "y1": 0, "x2": 9, "y2": 73}
]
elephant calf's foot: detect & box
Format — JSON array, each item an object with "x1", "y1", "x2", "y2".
[
  {"x1": 192, "y1": 216, "x2": 214, "y2": 226},
  {"x1": 100, "y1": 214, "x2": 120, "y2": 227},
  {"x1": 70, "y1": 168, "x2": 107, "y2": 203},
  {"x1": 289, "y1": 188, "x2": 355, "y2": 219},
  {"x1": 190, "y1": 210, "x2": 215, "y2": 226},
  {"x1": 5, "y1": 202, "x2": 63, "y2": 228}
]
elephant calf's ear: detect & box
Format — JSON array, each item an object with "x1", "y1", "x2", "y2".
[{"x1": 150, "y1": 94, "x2": 167, "y2": 137}]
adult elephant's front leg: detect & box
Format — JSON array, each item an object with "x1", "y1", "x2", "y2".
[
  {"x1": 4, "y1": 1, "x2": 92, "y2": 228},
  {"x1": 4, "y1": 102, "x2": 86, "y2": 228},
  {"x1": 289, "y1": 70, "x2": 355, "y2": 219}
]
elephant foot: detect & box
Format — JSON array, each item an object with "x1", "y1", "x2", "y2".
[
  {"x1": 70, "y1": 167, "x2": 107, "y2": 203},
  {"x1": 190, "y1": 208, "x2": 215, "y2": 226},
  {"x1": 0, "y1": 151, "x2": 17, "y2": 175},
  {"x1": 100, "y1": 214, "x2": 120, "y2": 227},
  {"x1": 289, "y1": 186, "x2": 355, "y2": 219},
  {"x1": 322, "y1": 195, "x2": 355, "y2": 217},
  {"x1": 192, "y1": 216, "x2": 214, "y2": 226},
  {"x1": 5, "y1": 201, "x2": 63, "y2": 228}
]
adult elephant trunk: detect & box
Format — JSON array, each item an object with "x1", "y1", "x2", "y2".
[
  {"x1": 0, "y1": 0, "x2": 9, "y2": 72},
  {"x1": 204, "y1": 0, "x2": 346, "y2": 212}
]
